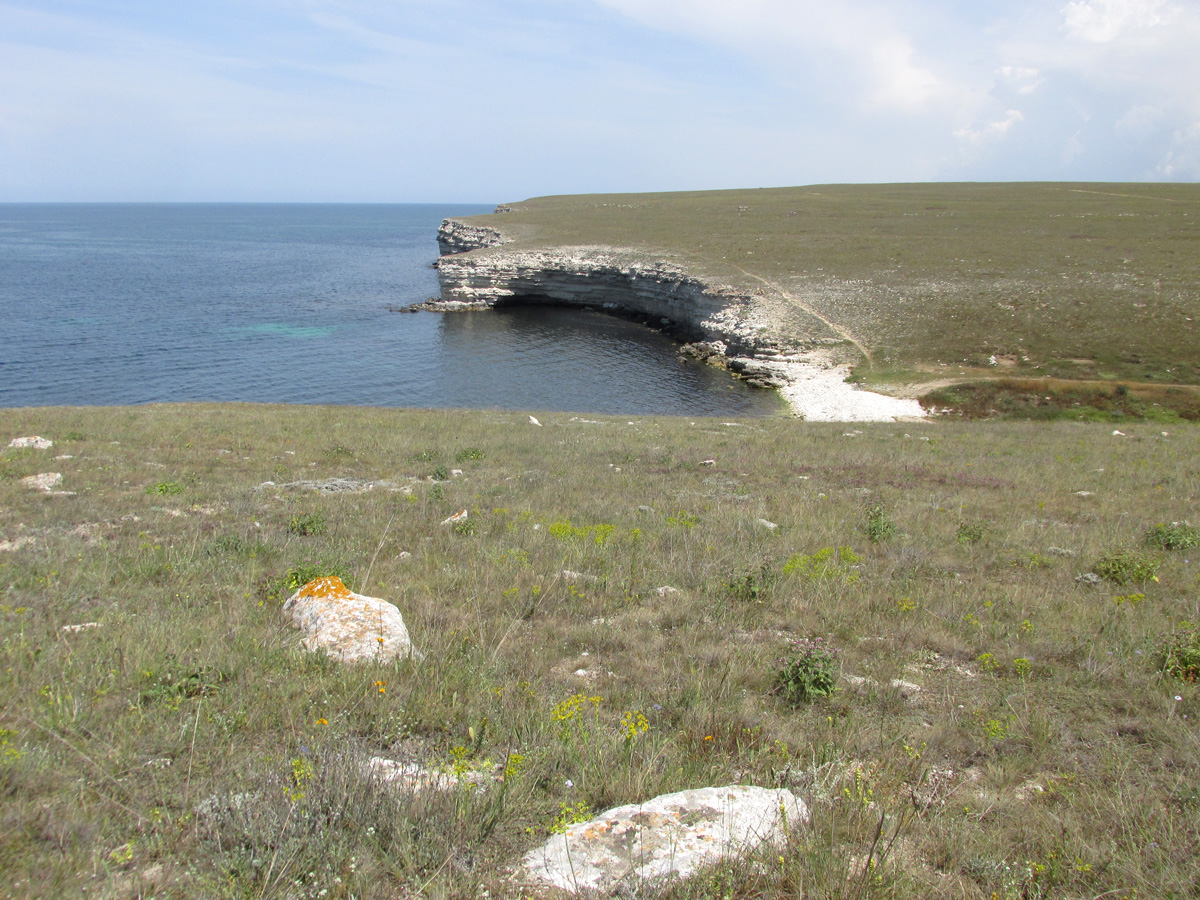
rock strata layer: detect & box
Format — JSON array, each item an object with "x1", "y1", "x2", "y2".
[{"x1": 429, "y1": 218, "x2": 925, "y2": 422}]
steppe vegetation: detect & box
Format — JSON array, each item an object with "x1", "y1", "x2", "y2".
[
  {"x1": 464, "y1": 183, "x2": 1200, "y2": 388},
  {"x1": 2, "y1": 403, "x2": 1198, "y2": 898}
]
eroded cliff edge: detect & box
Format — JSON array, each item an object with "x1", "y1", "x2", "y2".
[{"x1": 427, "y1": 217, "x2": 925, "y2": 421}]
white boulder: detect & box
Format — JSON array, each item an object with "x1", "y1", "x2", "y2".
[
  {"x1": 522, "y1": 784, "x2": 807, "y2": 894},
  {"x1": 8, "y1": 436, "x2": 53, "y2": 450},
  {"x1": 282, "y1": 577, "x2": 418, "y2": 662}
]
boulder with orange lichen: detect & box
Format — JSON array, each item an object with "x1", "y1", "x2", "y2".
[{"x1": 282, "y1": 576, "x2": 419, "y2": 663}]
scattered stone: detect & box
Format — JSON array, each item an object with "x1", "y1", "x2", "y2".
[
  {"x1": 522, "y1": 785, "x2": 807, "y2": 894},
  {"x1": 441, "y1": 509, "x2": 469, "y2": 526},
  {"x1": 529, "y1": 415, "x2": 542, "y2": 426},
  {"x1": 450, "y1": 468, "x2": 464, "y2": 477},
  {"x1": 8, "y1": 436, "x2": 53, "y2": 450},
  {"x1": 60, "y1": 622, "x2": 101, "y2": 633},
  {"x1": 53, "y1": 454, "x2": 74, "y2": 460},
  {"x1": 756, "y1": 518, "x2": 779, "y2": 530},
  {"x1": 0, "y1": 536, "x2": 36, "y2": 552},
  {"x1": 397, "y1": 550, "x2": 412, "y2": 560},
  {"x1": 283, "y1": 577, "x2": 419, "y2": 662},
  {"x1": 700, "y1": 458, "x2": 716, "y2": 466},
  {"x1": 561, "y1": 570, "x2": 600, "y2": 583},
  {"x1": 1046, "y1": 547, "x2": 1078, "y2": 557},
  {"x1": 1074, "y1": 491, "x2": 1095, "y2": 497},
  {"x1": 1075, "y1": 572, "x2": 1103, "y2": 586},
  {"x1": 636, "y1": 505, "x2": 655, "y2": 514},
  {"x1": 654, "y1": 586, "x2": 680, "y2": 597},
  {"x1": 258, "y1": 477, "x2": 412, "y2": 494},
  {"x1": 21, "y1": 473, "x2": 75, "y2": 496},
  {"x1": 366, "y1": 757, "x2": 489, "y2": 793},
  {"x1": 1014, "y1": 780, "x2": 1046, "y2": 802},
  {"x1": 1112, "y1": 430, "x2": 1125, "y2": 436}
]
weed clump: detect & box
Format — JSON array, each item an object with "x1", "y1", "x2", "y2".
[
  {"x1": 1145, "y1": 522, "x2": 1199, "y2": 551},
  {"x1": 1093, "y1": 550, "x2": 1160, "y2": 585},
  {"x1": 148, "y1": 480, "x2": 184, "y2": 496},
  {"x1": 774, "y1": 637, "x2": 839, "y2": 704},
  {"x1": 863, "y1": 502, "x2": 897, "y2": 543},
  {"x1": 957, "y1": 522, "x2": 988, "y2": 545},
  {"x1": 1158, "y1": 625, "x2": 1200, "y2": 682},
  {"x1": 287, "y1": 512, "x2": 327, "y2": 536},
  {"x1": 783, "y1": 546, "x2": 860, "y2": 581},
  {"x1": 724, "y1": 562, "x2": 775, "y2": 602}
]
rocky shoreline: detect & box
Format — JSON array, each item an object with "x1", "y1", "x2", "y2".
[{"x1": 422, "y1": 217, "x2": 925, "y2": 422}]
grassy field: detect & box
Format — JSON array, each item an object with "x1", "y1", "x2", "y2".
[
  {"x1": 2, "y1": 403, "x2": 1198, "y2": 898},
  {"x1": 460, "y1": 183, "x2": 1200, "y2": 386}
]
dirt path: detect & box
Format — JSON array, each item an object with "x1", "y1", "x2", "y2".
[{"x1": 729, "y1": 264, "x2": 874, "y2": 365}]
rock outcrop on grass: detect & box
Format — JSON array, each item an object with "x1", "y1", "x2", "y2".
[
  {"x1": 8, "y1": 436, "x2": 53, "y2": 450},
  {"x1": 283, "y1": 577, "x2": 418, "y2": 662},
  {"x1": 521, "y1": 784, "x2": 807, "y2": 894}
]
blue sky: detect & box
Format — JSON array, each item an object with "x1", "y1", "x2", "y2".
[{"x1": 2, "y1": 0, "x2": 1197, "y2": 201}]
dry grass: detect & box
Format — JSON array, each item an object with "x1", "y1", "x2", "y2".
[{"x1": 1, "y1": 403, "x2": 1198, "y2": 898}]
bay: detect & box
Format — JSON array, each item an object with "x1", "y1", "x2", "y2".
[{"x1": 0, "y1": 204, "x2": 786, "y2": 416}]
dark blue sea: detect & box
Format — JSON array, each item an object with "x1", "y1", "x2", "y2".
[{"x1": 0, "y1": 204, "x2": 785, "y2": 416}]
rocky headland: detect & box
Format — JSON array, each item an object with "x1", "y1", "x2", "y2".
[{"x1": 426, "y1": 217, "x2": 925, "y2": 421}]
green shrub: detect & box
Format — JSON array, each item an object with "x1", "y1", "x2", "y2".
[
  {"x1": 864, "y1": 502, "x2": 897, "y2": 543},
  {"x1": 724, "y1": 563, "x2": 775, "y2": 602},
  {"x1": 1158, "y1": 625, "x2": 1200, "y2": 682},
  {"x1": 1093, "y1": 550, "x2": 1160, "y2": 585},
  {"x1": 455, "y1": 447, "x2": 485, "y2": 462},
  {"x1": 147, "y1": 481, "x2": 184, "y2": 496},
  {"x1": 775, "y1": 637, "x2": 839, "y2": 704},
  {"x1": 957, "y1": 522, "x2": 988, "y2": 545},
  {"x1": 1145, "y1": 522, "x2": 1199, "y2": 551},
  {"x1": 431, "y1": 464, "x2": 450, "y2": 482},
  {"x1": 411, "y1": 449, "x2": 439, "y2": 463},
  {"x1": 287, "y1": 512, "x2": 327, "y2": 537}
]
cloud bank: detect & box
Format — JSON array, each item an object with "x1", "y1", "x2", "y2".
[{"x1": 0, "y1": 0, "x2": 1196, "y2": 200}]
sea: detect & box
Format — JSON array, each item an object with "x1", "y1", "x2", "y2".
[{"x1": 0, "y1": 204, "x2": 786, "y2": 416}]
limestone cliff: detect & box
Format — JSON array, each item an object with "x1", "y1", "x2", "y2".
[
  {"x1": 436, "y1": 219, "x2": 512, "y2": 256},
  {"x1": 426, "y1": 217, "x2": 925, "y2": 421}
]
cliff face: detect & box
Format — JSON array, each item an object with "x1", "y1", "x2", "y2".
[
  {"x1": 436, "y1": 245, "x2": 754, "y2": 348},
  {"x1": 436, "y1": 220, "x2": 512, "y2": 256},
  {"x1": 428, "y1": 217, "x2": 926, "y2": 421}
]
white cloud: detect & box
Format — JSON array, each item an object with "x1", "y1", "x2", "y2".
[
  {"x1": 592, "y1": 0, "x2": 961, "y2": 114},
  {"x1": 996, "y1": 66, "x2": 1043, "y2": 95},
  {"x1": 1156, "y1": 121, "x2": 1200, "y2": 178},
  {"x1": 1062, "y1": 0, "x2": 1166, "y2": 42},
  {"x1": 955, "y1": 109, "x2": 1024, "y2": 145},
  {"x1": 1062, "y1": 130, "x2": 1085, "y2": 163}
]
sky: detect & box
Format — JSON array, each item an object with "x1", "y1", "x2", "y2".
[{"x1": 1, "y1": 0, "x2": 1198, "y2": 202}]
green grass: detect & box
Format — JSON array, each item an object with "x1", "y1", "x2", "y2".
[
  {"x1": 921, "y1": 378, "x2": 1200, "y2": 422},
  {"x1": 2, "y1": 404, "x2": 1199, "y2": 898},
  {"x1": 458, "y1": 183, "x2": 1200, "y2": 385}
]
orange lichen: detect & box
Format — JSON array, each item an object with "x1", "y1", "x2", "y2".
[{"x1": 297, "y1": 576, "x2": 354, "y2": 600}]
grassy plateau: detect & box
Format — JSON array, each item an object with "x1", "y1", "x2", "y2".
[
  {"x1": 1, "y1": 403, "x2": 1198, "y2": 899},
  {"x1": 462, "y1": 183, "x2": 1200, "y2": 395}
]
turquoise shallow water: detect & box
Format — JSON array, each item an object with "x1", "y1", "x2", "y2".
[{"x1": 0, "y1": 204, "x2": 785, "y2": 416}]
